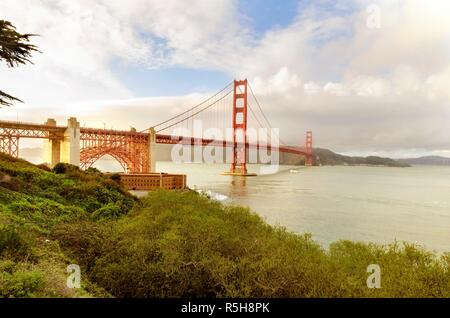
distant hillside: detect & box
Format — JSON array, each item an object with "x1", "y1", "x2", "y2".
[
  {"x1": 397, "y1": 156, "x2": 450, "y2": 166},
  {"x1": 313, "y1": 148, "x2": 410, "y2": 167}
]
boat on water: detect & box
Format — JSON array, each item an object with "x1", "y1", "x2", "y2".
[{"x1": 289, "y1": 169, "x2": 300, "y2": 173}]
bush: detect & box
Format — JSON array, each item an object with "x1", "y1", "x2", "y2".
[
  {"x1": 0, "y1": 225, "x2": 31, "y2": 259},
  {"x1": 328, "y1": 241, "x2": 450, "y2": 297},
  {"x1": 52, "y1": 163, "x2": 68, "y2": 174},
  {"x1": 52, "y1": 221, "x2": 114, "y2": 273},
  {"x1": 62, "y1": 190, "x2": 448, "y2": 298},
  {"x1": 91, "y1": 203, "x2": 123, "y2": 221},
  {"x1": 110, "y1": 173, "x2": 121, "y2": 184},
  {"x1": 0, "y1": 270, "x2": 45, "y2": 298},
  {"x1": 86, "y1": 167, "x2": 102, "y2": 174}
]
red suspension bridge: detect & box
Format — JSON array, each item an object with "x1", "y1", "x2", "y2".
[{"x1": 0, "y1": 79, "x2": 313, "y2": 176}]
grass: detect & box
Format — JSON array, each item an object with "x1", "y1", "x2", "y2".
[{"x1": 0, "y1": 153, "x2": 448, "y2": 298}]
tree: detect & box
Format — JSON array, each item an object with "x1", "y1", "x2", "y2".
[{"x1": 0, "y1": 20, "x2": 39, "y2": 107}]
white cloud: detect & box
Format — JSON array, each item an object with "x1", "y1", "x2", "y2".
[
  {"x1": 0, "y1": 0, "x2": 243, "y2": 106},
  {"x1": 1, "y1": 0, "x2": 450, "y2": 156},
  {"x1": 252, "y1": 67, "x2": 303, "y2": 96}
]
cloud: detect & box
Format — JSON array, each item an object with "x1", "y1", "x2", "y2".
[
  {"x1": 241, "y1": 0, "x2": 450, "y2": 154},
  {"x1": 0, "y1": 0, "x2": 243, "y2": 106},
  {"x1": 102, "y1": 0, "x2": 249, "y2": 70},
  {"x1": 1, "y1": 0, "x2": 450, "y2": 156}
]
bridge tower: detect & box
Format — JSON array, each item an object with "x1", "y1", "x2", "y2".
[
  {"x1": 224, "y1": 79, "x2": 255, "y2": 176},
  {"x1": 231, "y1": 79, "x2": 248, "y2": 175},
  {"x1": 305, "y1": 131, "x2": 313, "y2": 166}
]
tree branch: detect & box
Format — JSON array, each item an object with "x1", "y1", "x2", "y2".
[
  {"x1": 0, "y1": 90, "x2": 23, "y2": 107},
  {"x1": 0, "y1": 20, "x2": 40, "y2": 107}
]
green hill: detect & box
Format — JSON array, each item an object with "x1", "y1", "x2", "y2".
[
  {"x1": 313, "y1": 148, "x2": 410, "y2": 167},
  {"x1": 0, "y1": 154, "x2": 448, "y2": 298}
]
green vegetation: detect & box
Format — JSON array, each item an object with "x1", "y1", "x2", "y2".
[
  {"x1": 0, "y1": 154, "x2": 134, "y2": 297},
  {"x1": 313, "y1": 148, "x2": 410, "y2": 167},
  {"x1": 0, "y1": 154, "x2": 448, "y2": 298}
]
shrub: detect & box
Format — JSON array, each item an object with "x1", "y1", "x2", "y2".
[
  {"x1": 9, "y1": 200, "x2": 41, "y2": 216},
  {"x1": 0, "y1": 270, "x2": 45, "y2": 298},
  {"x1": 110, "y1": 173, "x2": 121, "y2": 184},
  {"x1": 73, "y1": 191, "x2": 329, "y2": 297},
  {"x1": 0, "y1": 225, "x2": 31, "y2": 259},
  {"x1": 52, "y1": 163, "x2": 68, "y2": 174},
  {"x1": 86, "y1": 167, "x2": 102, "y2": 174},
  {"x1": 61, "y1": 190, "x2": 448, "y2": 298},
  {"x1": 52, "y1": 221, "x2": 115, "y2": 273},
  {"x1": 328, "y1": 241, "x2": 450, "y2": 297},
  {"x1": 91, "y1": 203, "x2": 123, "y2": 221}
]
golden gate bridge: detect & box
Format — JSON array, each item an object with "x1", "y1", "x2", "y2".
[{"x1": 0, "y1": 79, "x2": 313, "y2": 176}]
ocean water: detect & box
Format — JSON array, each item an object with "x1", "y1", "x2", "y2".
[{"x1": 154, "y1": 162, "x2": 450, "y2": 253}]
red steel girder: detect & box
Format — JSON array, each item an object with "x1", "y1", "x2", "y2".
[{"x1": 0, "y1": 137, "x2": 19, "y2": 157}]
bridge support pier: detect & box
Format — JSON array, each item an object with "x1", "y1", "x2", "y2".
[
  {"x1": 61, "y1": 117, "x2": 80, "y2": 166},
  {"x1": 43, "y1": 117, "x2": 80, "y2": 168},
  {"x1": 43, "y1": 119, "x2": 61, "y2": 167}
]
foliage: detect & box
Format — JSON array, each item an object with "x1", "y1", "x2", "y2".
[
  {"x1": 36, "y1": 164, "x2": 51, "y2": 172},
  {"x1": 91, "y1": 203, "x2": 123, "y2": 221},
  {"x1": 0, "y1": 156, "x2": 136, "y2": 218},
  {"x1": 0, "y1": 224, "x2": 31, "y2": 259},
  {"x1": 0, "y1": 154, "x2": 133, "y2": 297},
  {"x1": 0, "y1": 153, "x2": 448, "y2": 298},
  {"x1": 0, "y1": 20, "x2": 40, "y2": 107},
  {"x1": 52, "y1": 163, "x2": 68, "y2": 174},
  {"x1": 110, "y1": 173, "x2": 122, "y2": 184},
  {"x1": 85, "y1": 167, "x2": 102, "y2": 174},
  {"x1": 56, "y1": 190, "x2": 450, "y2": 298},
  {"x1": 0, "y1": 269, "x2": 44, "y2": 298}
]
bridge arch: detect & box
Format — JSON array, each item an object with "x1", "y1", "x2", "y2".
[
  {"x1": 80, "y1": 146, "x2": 135, "y2": 172},
  {"x1": 79, "y1": 128, "x2": 151, "y2": 174}
]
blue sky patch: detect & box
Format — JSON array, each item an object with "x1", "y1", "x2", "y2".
[{"x1": 112, "y1": 62, "x2": 232, "y2": 97}]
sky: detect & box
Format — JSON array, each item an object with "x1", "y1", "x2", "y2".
[{"x1": 1, "y1": 0, "x2": 450, "y2": 158}]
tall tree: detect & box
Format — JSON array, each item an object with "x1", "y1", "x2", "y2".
[{"x1": 0, "y1": 20, "x2": 39, "y2": 107}]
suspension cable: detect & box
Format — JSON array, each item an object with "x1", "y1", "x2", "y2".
[
  {"x1": 248, "y1": 82, "x2": 275, "y2": 130},
  {"x1": 156, "y1": 90, "x2": 233, "y2": 133},
  {"x1": 248, "y1": 81, "x2": 287, "y2": 146},
  {"x1": 141, "y1": 81, "x2": 234, "y2": 132}
]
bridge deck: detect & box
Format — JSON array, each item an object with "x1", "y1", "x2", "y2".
[
  {"x1": 0, "y1": 120, "x2": 65, "y2": 139},
  {"x1": 0, "y1": 120, "x2": 309, "y2": 156}
]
